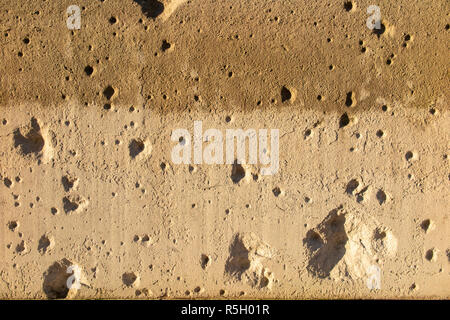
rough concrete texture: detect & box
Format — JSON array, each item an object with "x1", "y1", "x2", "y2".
[{"x1": 0, "y1": 0, "x2": 449, "y2": 299}]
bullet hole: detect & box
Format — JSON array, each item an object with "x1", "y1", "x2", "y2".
[
  {"x1": 344, "y1": 2, "x2": 353, "y2": 12},
  {"x1": 225, "y1": 116, "x2": 232, "y2": 123},
  {"x1": 425, "y1": 249, "x2": 435, "y2": 261},
  {"x1": 200, "y1": 254, "x2": 210, "y2": 269},
  {"x1": 446, "y1": 24, "x2": 450, "y2": 30},
  {"x1": 62, "y1": 175, "x2": 77, "y2": 192},
  {"x1": 339, "y1": 113, "x2": 350, "y2": 128},
  {"x1": 129, "y1": 106, "x2": 135, "y2": 112},
  {"x1": 43, "y1": 259, "x2": 75, "y2": 299},
  {"x1": 103, "y1": 86, "x2": 115, "y2": 100},
  {"x1": 421, "y1": 219, "x2": 433, "y2": 233},
  {"x1": 14, "y1": 240, "x2": 25, "y2": 254},
  {"x1": 51, "y1": 207, "x2": 58, "y2": 215},
  {"x1": 2, "y1": 119, "x2": 7, "y2": 125},
  {"x1": 84, "y1": 66, "x2": 94, "y2": 76},
  {"x1": 386, "y1": 58, "x2": 392, "y2": 65},
  {"x1": 404, "y1": 34, "x2": 411, "y2": 41},
  {"x1": 304, "y1": 129, "x2": 312, "y2": 138},
  {"x1": 373, "y1": 23, "x2": 386, "y2": 38},
  {"x1": 23, "y1": 37, "x2": 30, "y2": 44},
  {"x1": 376, "y1": 189, "x2": 387, "y2": 205},
  {"x1": 376, "y1": 130, "x2": 384, "y2": 138},
  {"x1": 382, "y1": 105, "x2": 388, "y2": 112},
  {"x1": 346, "y1": 179, "x2": 359, "y2": 195},
  {"x1": 103, "y1": 103, "x2": 111, "y2": 110},
  {"x1": 272, "y1": 187, "x2": 282, "y2": 197},
  {"x1": 4, "y1": 177, "x2": 12, "y2": 188},
  {"x1": 160, "y1": 162, "x2": 166, "y2": 171},
  {"x1": 361, "y1": 47, "x2": 366, "y2": 53},
  {"x1": 122, "y1": 272, "x2": 139, "y2": 287},
  {"x1": 129, "y1": 139, "x2": 145, "y2": 158},
  {"x1": 38, "y1": 234, "x2": 54, "y2": 254},
  {"x1": 345, "y1": 91, "x2": 355, "y2": 107},
  {"x1": 134, "y1": 0, "x2": 165, "y2": 19},
  {"x1": 109, "y1": 16, "x2": 117, "y2": 24},
  {"x1": 228, "y1": 71, "x2": 233, "y2": 78},
  {"x1": 329, "y1": 65, "x2": 334, "y2": 70},
  {"x1": 231, "y1": 161, "x2": 246, "y2": 184},
  {"x1": 317, "y1": 95, "x2": 322, "y2": 101},
  {"x1": 161, "y1": 40, "x2": 171, "y2": 51},
  {"x1": 429, "y1": 108, "x2": 436, "y2": 115},
  {"x1": 8, "y1": 221, "x2": 18, "y2": 231},
  {"x1": 405, "y1": 151, "x2": 415, "y2": 161},
  {"x1": 18, "y1": 51, "x2": 23, "y2": 57},
  {"x1": 281, "y1": 86, "x2": 292, "y2": 103},
  {"x1": 194, "y1": 95, "x2": 199, "y2": 102}
]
